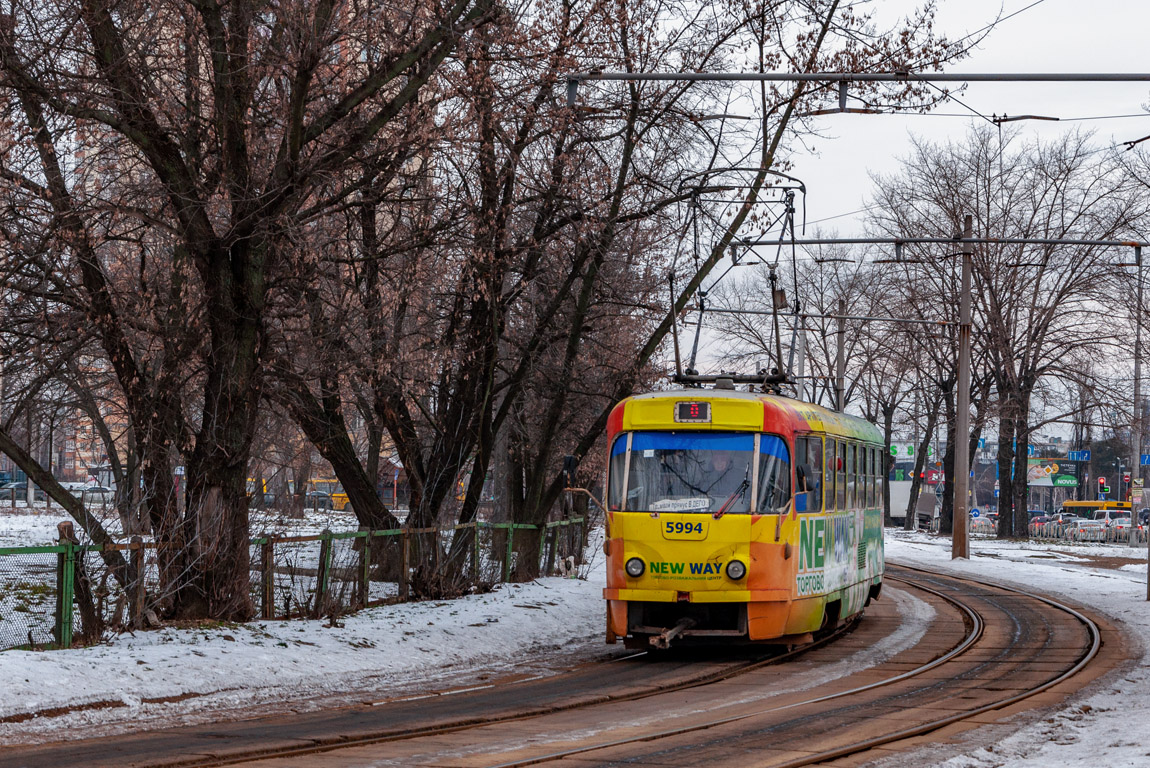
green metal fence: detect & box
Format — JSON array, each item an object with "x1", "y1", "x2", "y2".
[{"x1": 0, "y1": 518, "x2": 585, "y2": 651}]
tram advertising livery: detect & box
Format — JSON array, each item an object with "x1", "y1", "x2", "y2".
[{"x1": 603, "y1": 388, "x2": 884, "y2": 649}]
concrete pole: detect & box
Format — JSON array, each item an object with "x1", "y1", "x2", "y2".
[
  {"x1": 953, "y1": 215, "x2": 973, "y2": 560},
  {"x1": 835, "y1": 299, "x2": 846, "y2": 411},
  {"x1": 1132, "y1": 247, "x2": 1150, "y2": 601}
]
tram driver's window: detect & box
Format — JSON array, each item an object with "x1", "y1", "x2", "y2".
[{"x1": 757, "y1": 436, "x2": 792, "y2": 513}]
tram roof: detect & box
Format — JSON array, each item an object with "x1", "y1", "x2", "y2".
[{"x1": 609, "y1": 389, "x2": 882, "y2": 443}]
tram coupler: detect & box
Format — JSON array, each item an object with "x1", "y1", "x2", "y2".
[{"x1": 650, "y1": 617, "x2": 696, "y2": 649}]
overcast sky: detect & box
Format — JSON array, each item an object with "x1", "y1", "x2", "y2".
[{"x1": 786, "y1": 0, "x2": 1150, "y2": 234}]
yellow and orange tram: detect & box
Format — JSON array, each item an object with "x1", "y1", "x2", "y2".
[{"x1": 603, "y1": 389, "x2": 885, "y2": 648}]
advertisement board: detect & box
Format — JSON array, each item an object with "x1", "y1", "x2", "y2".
[{"x1": 1026, "y1": 458, "x2": 1078, "y2": 487}]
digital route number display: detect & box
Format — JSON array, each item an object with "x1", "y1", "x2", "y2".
[{"x1": 674, "y1": 401, "x2": 711, "y2": 423}]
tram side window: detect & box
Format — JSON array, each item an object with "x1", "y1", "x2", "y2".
[
  {"x1": 871, "y1": 446, "x2": 880, "y2": 507},
  {"x1": 846, "y1": 443, "x2": 856, "y2": 509},
  {"x1": 876, "y1": 447, "x2": 884, "y2": 506},
  {"x1": 836, "y1": 441, "x2": 847, "y2": 511},
  {"x1": 865, "y1": 447, "x2": 871, "y2": 507},
  {"x1": 825, "y1": 440, "x2": 837, "y2": 512},
  {"x1": 801, "y1": 436, "x2": 823, "y2": 513},
  {"x1": 757, "y1": 435, "x2": 792, "y2": 513},
  {"x1": 795, "y1": 436, "x2": 823, "y2": 513},
  {"x1": 866, "y1": 447, "x2": 875, "y2": 507}
]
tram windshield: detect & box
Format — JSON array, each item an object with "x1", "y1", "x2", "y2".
[{"x1": 608, "y1": 432, "x2": 790, "y2": 514}]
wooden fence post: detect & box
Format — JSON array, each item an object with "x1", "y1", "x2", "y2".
[
  {"x1": 313, "y1": 529, "x2": 332, "y2": 619},
  {"x1": 504, "y1": 524, "x2": 514, "y2": 583},
  {"x1": 399, "y1": 529, "x2": 410, "y2": 601},
  {"x1": 130, "y1": 536, "x2": 145, "y2": 628},
  {"x1": 261, "y1": 536, "x2": 275, "y2": 619},
  {"x1": 472, "y1": 521, "x2": 480, "y2": 583},
  {"x1": 358, "y1": 528, "x2": 371, "y2": 609}
]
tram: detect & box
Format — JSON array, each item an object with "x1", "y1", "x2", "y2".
[{"x1": 603, "y1": 387, "x2": 885, "y2": 648}]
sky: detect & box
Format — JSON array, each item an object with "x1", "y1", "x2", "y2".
[
  {"x1": 675, "y1": 0, "x2": 1150, "y2": 438},
  {"x1": 787, "y1": 0, "x2": 1150, "y2": 234}
]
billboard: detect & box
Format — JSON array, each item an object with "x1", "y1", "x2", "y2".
[{"x1": 1026, "y1": 458, "x2": 1078, "y2": 487}]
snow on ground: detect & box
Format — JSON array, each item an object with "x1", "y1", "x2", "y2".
[
  {"x1": 3, "y1": 519, "x2": 1150, "y2": 764},
  {"x1": 885, "y1": 530, "x2": 1150, "y2": 768},
  {"x1": 0, "y1": 568, "x2": 607, "y2": 743},
  {"x1": 0, "y1": 510, "x2": 65, "y2": 548}
]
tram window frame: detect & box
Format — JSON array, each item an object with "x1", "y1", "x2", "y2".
[
  {"x1": 836, "y1": 440, "x2": 847, "y2": 511},
  {"x1": 866, "y1": 446, "x2": 875, "y2": 508},
  {"x1": 876, "y1": 448, "x2": 885, "y2": 506},
  {"x1": 846, "y1": 443, "x2": 856, "y2": 509},
  {"x1": 825, "y1": 439, "x2": 837, "y2": 512},
  {"x1": 864, "y1": 446, "x2": 874, "y2": 505},
  {"x1": 757, "y1": 435, "x2": 792, "y2": 514},
  {"x1": 872, "y1": 446, "x2": 880, "y2": 507},
  {"x1": 805, "y1": 436, "x2": 824, "y2": 514},
  {"x1": 795, "y1": 436, "x2": 823, "y2": 514}
]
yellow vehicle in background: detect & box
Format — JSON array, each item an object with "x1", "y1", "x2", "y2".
[
  {"x1": 311, "y1": 478, "x2": 350, "y2": 511},
  {"x1": 1060, "y1": 499, "x2": 1131, "y2": 517}
]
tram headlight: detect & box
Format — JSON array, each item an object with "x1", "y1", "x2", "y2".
[
  {"x1": 625, "y1": 557, "x2": 645, "y2": 578},
  {"x1": 726, "y1": 559, "x2": 747, "y2": 580}
]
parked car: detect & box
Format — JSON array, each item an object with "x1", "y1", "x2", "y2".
[
  {"x1": 0, "y1": 481, "x2": 46, "y2": 502},
  {"x1": 80, "y1": 486, "x2": 115, "y2": 504},
  {"x1": 1094, "y1": 510, "x2": 1131, "y2": 540},
  {"x1": 1068, "y1": 518, "x2": 1107, "y2": 541}
]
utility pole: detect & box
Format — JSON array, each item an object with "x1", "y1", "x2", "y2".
[
  {"x1": 953, "y1": 215, "x2": 973, "y2": 560},
  {"x1": 1133, "y1": 247, "x2": 1149, "y2": 601},
  {"x1": 835, "y1": 299, "x2": 846, "y2": 411}
]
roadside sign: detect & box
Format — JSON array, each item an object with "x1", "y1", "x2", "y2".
[
  {"x1": 1136, "y1": 478, "x2": 1145, "y2": 489},
  {"x1": 174, "y1": 466, "x2": 185, "y2": 476},
  {"x1": 1134, "y1": 490, "x2": 1144, "y2": 504},
  {"x1": 1141, "y1": 454, "x2": 1150, "y2": 466},
  {"x1": 993, "y1": 489, "x2": 999, "y2": 498},
  {"x1": 1068, "y1": 450, "x2": 1090, "y2": 462},
  {"x1": 978, "y1": 438, "x2": 986, "y2": 449},
  {"x1": 971, "y1": 508, "x2": 980, "y2": 518}
]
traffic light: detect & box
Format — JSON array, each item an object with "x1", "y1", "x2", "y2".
[{"x1": 1099, "y1": 477, "x2": 1110, "y2": 496}]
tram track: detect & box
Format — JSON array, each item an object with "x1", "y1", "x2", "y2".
[
  {"x1": 0, "y1": 563, "x2": 1109, "y2": 768},
  {"x1": 483, "y1": 565, "x2": 1102, "y2": 768},
  {"x1": 0, "y1": 612, "x2": 866, "y2": 768}
]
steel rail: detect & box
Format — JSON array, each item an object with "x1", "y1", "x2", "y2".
[
  {"x1": 490, "y1": 565, "x2": 1099, "y2": 768},
  {"x1": 764, "y1": 565, "x2": 1103, "y2": 768},
  {"x1": 488, "y1": 570, "x2": 984, "y2": 768},
  {"x1": 165, "y1": 618, "x2": 863, "y2": 768}
]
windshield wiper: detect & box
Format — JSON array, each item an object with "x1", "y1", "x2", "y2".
[{"x1": 713, "y1": 469, "x2": 750, "y2": 519}]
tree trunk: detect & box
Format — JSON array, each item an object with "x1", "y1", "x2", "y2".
[
  {"x1": 996, "y1": 397, "x2": 1016, "y2": 539},
  {"x1": 905, "y1": 396, "x2": 940, "y2": 531},
  {"x1": 1011, "y1": 390, "x2": 1033, "y2": 541},
  {"x1": 939, "y1": 383, "x2": 956, "y2": 535},
  {"x1": 881, "y1": 403, "x2": 896, "y2": 526}
]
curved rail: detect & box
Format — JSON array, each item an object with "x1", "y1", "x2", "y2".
[
  {"x1": 489, "y1": 565, "x2": 1099, "y2": 768},
  {"x1": 165, "y1": 613, "x2": 865, "y2": 768},
  {"x1": 487, "y1": 571, "x2": 985, "y2": 768},
  {"x1": 762, "y1": 565, "x2": 1102, "y2": 768}
]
